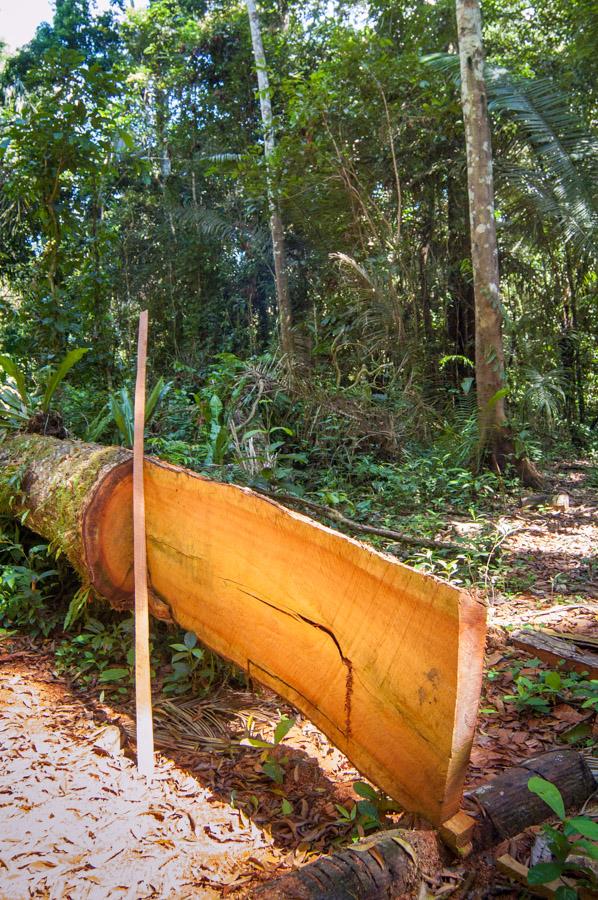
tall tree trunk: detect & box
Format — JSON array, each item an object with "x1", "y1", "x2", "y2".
[
  {"x1": 245, "y1": 0, "x2": 294, "y2": 364},
  {"x1": 456, "y1": 0, "x2": 509, "y2": 465}
]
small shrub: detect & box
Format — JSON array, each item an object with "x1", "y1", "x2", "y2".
[{"x1": 526, "y1": 776, "x2": 598, "y2": 897}]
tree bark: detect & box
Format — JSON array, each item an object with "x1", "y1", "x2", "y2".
[
  {"x1": 253, "y1": 829, "x2": 438, "y2": 898},
  {"x1": 254, "y1": 750, "x2": 595, "y2": 898},
  {"x1": 0, "y1": 433, "x2": 486, "y2": 825},
  {"x1": 456, "y1": 0, "x2": 509, "y2": 463},
  {"x1": 0, "y1": 434, "x2": 131, "y2": 602},
  {"x1": 466, "y1": 749, "x2": 595, "y2": 850},
  {"x1": 245, "y1": 0, "x2": 294, "y2": 364}
]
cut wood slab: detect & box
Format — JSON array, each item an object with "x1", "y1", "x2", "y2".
[
  {"x1": 497, "y1": 854, "x2": 563, "y2": 898},
  {"x1": 511, "y1": 629, "x2": 598, "y2": 678},
  {"x1": 0, "y1": 434, "x2": 487, "y2": 824}
]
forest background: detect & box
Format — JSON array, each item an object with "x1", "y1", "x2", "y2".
[{"x1": 0, "y1": 0, "x2": 596, "y2": 601}]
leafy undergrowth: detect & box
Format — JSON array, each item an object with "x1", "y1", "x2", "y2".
[{"x1": 1, "y1": 456, "x2": 597, "y2": 896}]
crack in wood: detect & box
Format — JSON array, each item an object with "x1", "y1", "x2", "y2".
[{"x1": 232, "y1": 585, "x2": 354, "y2": 738}]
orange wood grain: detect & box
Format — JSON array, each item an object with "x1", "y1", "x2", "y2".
[{"x1": 85, "y1": 455, "x2": 486, "y2": 823}]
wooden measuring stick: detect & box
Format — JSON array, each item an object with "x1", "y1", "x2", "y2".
[{"x1": 133, "y1": 309, "x2": 154, "y2": 778}]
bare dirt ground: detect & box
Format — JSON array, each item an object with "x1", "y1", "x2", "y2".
[{"x1": 0, "y1": 460, "x2": 595, "y2": 898}]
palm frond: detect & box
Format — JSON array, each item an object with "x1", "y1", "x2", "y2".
[{"x1": 424, "y1": 54, "x2": 598, "y2": 254}]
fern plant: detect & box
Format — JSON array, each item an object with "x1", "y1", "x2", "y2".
[
  {"x1": 426, "y1": 54, "x2": 597, "y2": 254},
  {"x1": 519, "y1": 367, "x2": 566, "y2": 426}
]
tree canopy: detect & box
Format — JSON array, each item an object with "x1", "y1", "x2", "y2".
[{"x1": 0, "y1": 0, "x2": 596, "y2": 455}]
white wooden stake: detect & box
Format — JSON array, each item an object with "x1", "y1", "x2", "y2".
[{"x1": 133, "y1": 309, "x2": 154, "y2": 778}]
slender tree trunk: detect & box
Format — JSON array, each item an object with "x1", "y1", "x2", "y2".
[
  {"x1": 245, "y1": 0, "x2": 294, "y2": 363},
  {"x1": 456, "y1": 0, "x2": 509, "y2": 464}
]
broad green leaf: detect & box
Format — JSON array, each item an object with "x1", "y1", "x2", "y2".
[
  {"x1": 0, "y1": 355, "x2": 29, "y2": 404},
  {"x1": 262, "y1": 760, "x2": 284, "y2": 784},
  {"x1": 41, "y1": 348, "x2": 89, "y2": 412},
  {"x1": 145, "y1": 377, "x2": 171, "y2": 421},
  {"x1": 528, "y1": 776, "x2": 566, "y2": 819},
  {"x1": 485, "y1": 387, "x2": 509, "y2": 410},
  {"x1": 566, "y1": 817, "x2": 598, "y2": 840},
  {"x1": 98, "y1": 667, "x2": 129, "y2": 682},
  {"x1": 63, "y1": 587, "x2": 90, "y2": 630},
  {"x1": 273, "y1": 715, "x2": 295, "y2": 745},
  {"x1": 183, "y1": 631, "x2": 197, "y2": 649},
  {"x1": 527, "y1": 861, "x2": 563, "y2": 884},
  {"x1": 281, "y1": 798, "x2": 293, "y2": 815},
  {"x1": 555, "y1": 887, "x2": 578, "y2": 900},
  {"x1": 544, "y1": 671, "x2": 562, "y2": 690},
  {"x1": 353, "y1": 781, "x2": 378, "y2": 801},
  {"x1": 569, "y1": 838, "x2": 598, "y2": 860},
  {"x1": 357, "y1": 800, "x2": 380, "y2": 823},
  {"x1": 109, "y1": 392, "x2": 133, "y2": 447}
]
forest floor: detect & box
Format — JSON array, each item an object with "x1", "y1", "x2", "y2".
[{"x1": 0, "y1": 459, "x2": 596, "y2": 898}]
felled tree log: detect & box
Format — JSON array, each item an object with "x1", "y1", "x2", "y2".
[
  {"x1": 511, "y1": 630, "x2": 598, "y2": 679},
  {"x1": 0, "y1": 433, "x2": 486, "y2": 824},
  {"x1": 255, "y1": 751, "x2": 596, "y2": 899},
  {"x1": 252, "y1": 829, "x2": 440, "y2": 899},
  {"x1": 466, "y1": 749, "x2": 596, "y2": 849}
]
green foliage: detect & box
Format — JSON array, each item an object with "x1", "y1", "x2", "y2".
[
  {"x1": 195, "y1": 393, "x2": 230, "y2": 465},
  {"x1": 334, "y1": 781, "x2": 401, "y2": 838},
  {"x1": 163, "y1": 630, "x2": 209, "y2": 696},
  {"x1": 0, "y1": 521, "x2": 70, "y2": 636},
  {"x1": 63, "y1": 585, "x2": 91, "y2": 631},
  {"x1": 41, "y1": 350, "x2": 90, "y2": 413},
  {"x1": 243, "y1": 713, "x2": 296, "y2": 785},
  {"x1": 504, "y1": 663, "x2": 597, "y2": 716},
  {"x1": 526, "y1": 777, "x2": 598, "y2": 896},
  {"x1": 0, "y1": 349, "x2": 89, "y2": 430},
  {"x1": 0, "y1": 0, "x2": 595, "y2": 446},
  {"x1": 108, "y1": 378, "x2": 172, "y2": 447},
  {"x1": 55, "y1": 615, "x2": 137, "y2": 695}
]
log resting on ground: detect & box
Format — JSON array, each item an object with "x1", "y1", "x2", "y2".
[
  {"x1": 0, "y1": 434, "x2": 486, "y2": 824},
  {"x1": 254, "y1": 750, "x2": 596, "y2": 899}
]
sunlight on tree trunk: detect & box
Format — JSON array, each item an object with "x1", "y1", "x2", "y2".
[
  {"x1": 245, "y1": 0, "x2": 294, "y2": 366},
  {"x1": 456, "y1": 0, "x2": 509, "y2": 465}
]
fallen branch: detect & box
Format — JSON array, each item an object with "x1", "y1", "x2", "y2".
[
  {"x1": 511, "y1": 630, "x2": 598, "y2": 678},
  {"x1": 256, "y1": 489, "x2": 466, "y2": 552}
]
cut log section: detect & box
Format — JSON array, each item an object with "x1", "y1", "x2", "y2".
[
  {"x1": 465, "y1": 749, "x2": 596, "y2": 849},
  {"x1": 0, "y1": 434, "x2": 487, "y2": 824}
]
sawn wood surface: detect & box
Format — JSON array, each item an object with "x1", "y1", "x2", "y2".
[{"x1": 87, "y1": 454, "x2": 486, "y2": 823}]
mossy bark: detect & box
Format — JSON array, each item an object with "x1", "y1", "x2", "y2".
[{"x1": 0, "y1": 433, "x2": 131, "y2": 598}]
